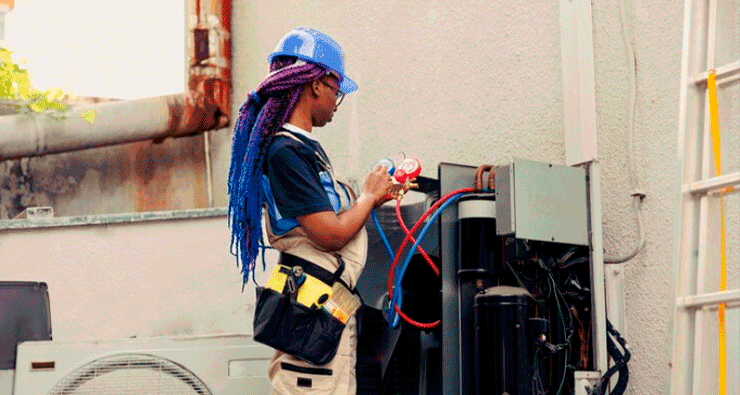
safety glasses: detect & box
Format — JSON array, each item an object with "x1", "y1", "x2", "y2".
[{"x1": 319, "y1": 80, "x2": 345, "y2": 107}]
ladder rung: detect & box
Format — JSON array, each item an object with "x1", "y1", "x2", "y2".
[
  {"x1": 692, "y1": 61, "x2": 740, "y2": 86},
  {"x1": 685, "y1": 171, "x2": 740, "y2": 195},
  {"x1": 677, "y1": 289, "x2": 740, "y2": 309}
]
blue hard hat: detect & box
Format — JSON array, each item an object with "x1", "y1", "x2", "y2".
[{"x1": 267, "y1": 27, "x2": 358, "y2": 94}]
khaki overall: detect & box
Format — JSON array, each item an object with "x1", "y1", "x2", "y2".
[{"x1": 263, "y1": 133, "x2": 368, "y2": 395}]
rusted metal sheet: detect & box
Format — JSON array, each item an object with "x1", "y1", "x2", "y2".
[
  {"x1": 125, "y1": 136, "x2": 208, "y2": 212},
  {"x1": 1, "y1": 135, "x2": 209, "y2": 219}
]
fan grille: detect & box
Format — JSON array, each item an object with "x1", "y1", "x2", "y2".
[{"x1": 48, "y1": 353, "x2": 213, "y2": 395}]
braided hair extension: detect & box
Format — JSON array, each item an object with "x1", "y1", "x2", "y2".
[{"x1": 228, "y1": 56, "x2": 329, "y2": 287}]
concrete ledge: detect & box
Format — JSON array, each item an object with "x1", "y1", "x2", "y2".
[{"x1": 0, "y1": 207, "x2": 228, "y2": 230}]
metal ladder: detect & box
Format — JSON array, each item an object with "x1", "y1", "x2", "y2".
[{"x1": 670, "y1": 0, "x2": 740, "y2": 394}]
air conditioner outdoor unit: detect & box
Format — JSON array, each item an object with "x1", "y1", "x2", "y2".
[{"x1": 13, "y1": 334, "x2": 273, "y2": 395}]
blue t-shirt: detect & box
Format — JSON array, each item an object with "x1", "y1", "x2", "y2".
[{"x1": 261, "y1": 128, "x2": 350, "y2": 236}]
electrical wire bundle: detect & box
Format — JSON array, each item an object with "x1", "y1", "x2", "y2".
[
  {"x1": 498, "y1": 241, "x2": 600, "y2": 395},
  {"x1": 511, "y1": 258, "x2": 576, "y2": 395}
]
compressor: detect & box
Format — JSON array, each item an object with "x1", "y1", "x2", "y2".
[{"x1": 359, "y1": 159, "x2": 627, "y2": 395}]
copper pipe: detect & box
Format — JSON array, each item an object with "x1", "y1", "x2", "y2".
[
  {"x1": 474, "y1": 164, "x2": 494, "y2": 191},
  {"x1": 488, "y1": 166, "x2": 497, "y2": 190}
]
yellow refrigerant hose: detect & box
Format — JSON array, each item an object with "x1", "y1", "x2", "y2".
[{"x1": 707, "y1": 69, "x2": 727, "y2": 395}]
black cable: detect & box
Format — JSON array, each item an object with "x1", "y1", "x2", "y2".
[
  {"x1": 531, "y1": 341, "x2": 549, "y2": 395},
  {"x1": 558, "y1": 256, "x2": 590, "y2": 270},
  {"x1": 551, "y1": 274, "x2": 575, "y2": 395},
  {"x1": 589, "y1": 319, "x2": 631, "y2": 395},
  {"x1": 607, "y1": 320, "x2": 630, "y2": 395},
  {"x1": 515, "y1": 255, "x2": 578, "y2": 395}
]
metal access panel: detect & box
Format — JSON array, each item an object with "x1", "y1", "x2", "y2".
[
  {"x1": 438, "y1": 162, "x2": 478, "y2": 395},
  {"x1": 495, "y1": 158, "x2": 588, "y2": 245}
]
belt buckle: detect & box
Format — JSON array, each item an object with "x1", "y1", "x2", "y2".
[{"x1": 286, "y1": 274, "x2": 297, "y2": 294}]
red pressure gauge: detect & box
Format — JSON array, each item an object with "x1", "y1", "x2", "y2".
[{"x1": 394, "y1": 158, "x2": 421, "y2": 183}]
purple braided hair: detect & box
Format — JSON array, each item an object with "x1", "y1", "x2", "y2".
[{"x1": 228, "y1": 57, "x2": 328, "y2": 287}]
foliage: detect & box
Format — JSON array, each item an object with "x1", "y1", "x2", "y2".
[
  {"x1": 81, "y1": 110, "x2": 96, "y2": 125},
  {"x1": 0, "y1": 47, "x2": 94, "y2": 123}
]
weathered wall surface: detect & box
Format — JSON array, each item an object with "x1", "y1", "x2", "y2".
[{"x1": 0, "y1": 135, "x2": 208, "y2": 219}]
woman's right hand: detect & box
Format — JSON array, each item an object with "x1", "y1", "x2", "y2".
[
  {"x1": 298, "y1": 165, "x2": 394, "y2": 251},
  {"x1": 362, "y1": 165, "x2": 394, "y2": 207}
]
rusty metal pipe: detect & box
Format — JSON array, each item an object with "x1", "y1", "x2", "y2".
[
  {"x1": 0, "y1": 93, "x2": 227, "y2": 161},
  {"x1": 188, "y1": 0, "x2": 231, "y2": 207},
  {"x1": 0, "y1": 0, "x2": 231, "y2": 162}
]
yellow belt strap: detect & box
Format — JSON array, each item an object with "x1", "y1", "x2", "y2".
[{"x1": 265, "y1": 264, "x2": 334, "y2": 308}]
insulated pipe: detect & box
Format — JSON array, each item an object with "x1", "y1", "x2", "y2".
[
  {"x1": 0, "y1": 0, "x2": 231, "y2": 162},
  {"x1": 0, "y1": 94, "x2": 227, "y2": 161}
]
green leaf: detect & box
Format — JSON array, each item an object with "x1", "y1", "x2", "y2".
[
  {"x1": 0, "y1": 79, "x2": 10, "y2": 98},
  {"x1": 81, "y1": 110, "x2": 96, "y2": 125},
  {"x1": 0, "y1": 47, "x2": 91, "y2": 121},
  {"x1": 29, "y1": 100, "x2": 44, "y2": 113},
  {"x1": 0, "y1": 48, "x2": 12, "y2": 65}
]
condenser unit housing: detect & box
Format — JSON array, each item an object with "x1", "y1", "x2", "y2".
[{"x1": 13, "y1": 334, "x2": 273, "y2": 395}]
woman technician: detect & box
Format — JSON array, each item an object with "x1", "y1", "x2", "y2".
[{"x1": 228, "y1": 28, "x2": 393, "y2": 394}]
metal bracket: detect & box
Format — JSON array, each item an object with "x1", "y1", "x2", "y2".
[{"x1": 574, "y1": 371, "x2": 601, "y2": 395}]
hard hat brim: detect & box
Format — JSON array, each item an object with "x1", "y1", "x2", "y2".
[
  {"x1": 267, "y1": 51, "x2": 358, "y2": 94},
  {"x1": 339, "y1": 76, "x2": 357, "y2": 94}
]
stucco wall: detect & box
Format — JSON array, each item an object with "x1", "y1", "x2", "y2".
[
  {"x1": 2, "y1": 1, "x2": 739, "y2": 394},
  {"x1": 210, "y1": 2, "x2": 680, "y2": 392},
  {"x1": 593, "y1": 1, "x2": 681, "y2": 393},
  {"x1": 210, "y1": 0, "x2": 567, "y2": 205},
  {"x1": 209, "y1": 1, "x2": 740, "y2": 393}
]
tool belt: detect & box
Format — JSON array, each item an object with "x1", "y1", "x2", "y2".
[{"x1": 253, "y1": 253, "x2": 351, "y2": 365}]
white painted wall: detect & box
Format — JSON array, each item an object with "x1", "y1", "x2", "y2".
[
  {"x1": 0, "y1": 216, "x2": 256, "y2": 342},
  {"x1": 1, "y1": 1, "x2": 738, "y2": 395}
]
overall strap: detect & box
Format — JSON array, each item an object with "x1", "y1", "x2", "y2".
[{"x1": 278, "y1": 252, "x2": 351, "y2": 300}]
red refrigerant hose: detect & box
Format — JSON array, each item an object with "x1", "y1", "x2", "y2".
[
  {"x1": 395, "y1": 198, "x2": 439, "y2": 277},
  {"x1": 387, "y1": 187, "x2": 475, "y2": 328}
]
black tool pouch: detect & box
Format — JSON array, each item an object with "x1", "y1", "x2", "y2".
[{"x1": 253, "y1": 253, "x2": 347, "y2": 365}]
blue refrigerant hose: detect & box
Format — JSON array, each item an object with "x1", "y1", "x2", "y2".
[
  {"x1": 372, "y1": 209, "x2": 395, "y2": 262},
  {"x1": 389, "y1": 192, "x2": 465, "y2": 328}
]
